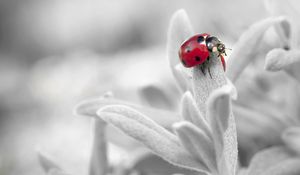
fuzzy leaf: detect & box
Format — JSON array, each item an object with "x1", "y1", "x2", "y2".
[
  {"x1": 173, "y1": 121, "x2": 217, "y2": 173},
  {"x1": 235, "y1": 104, "x2": 287, "y2": 164},
  {"x1": 226, "y1": 77, "x2": 238, "y2": 100},
  {"x1": 207, "y1": 86, "x2": 231, "y2": 132},
  {"x1": 265, "y1": 48, "x2": 300, "y2": 82},
  {"x1": 99, "y1": 105, "x2": 179, "y2": 143},
  {"x1": 264, "y1": 0, "x2": 299, "y2": 48},
  {"x1": 167, "y1": 9, "x2": 194, "y2": 92},
  {"x1": 247, "y1": 146, "x2": 292, "y2": 175},
  {"x1": 237, "y1": 168, "x2": 248, "y2": 175},
  {"x1": 234, "y1": 73, "x2": 295, "y2": 127},
  {"x1": 37, "y1": 150, "x2": 63, "y2": 173},
  {"x1": 206, "y1": 86, "x2": 237, "y2": 175},
  {"x1": 282, "y1": 127, "x2": 300, "y2": 155},
  {"x1": 207, "y1": 86, "x2": 231, "y2": 152},
  {"x1": 138, "y1": 85, "x2": 176, "y2": 110},
  {"x1": 262, "y1": 158, "x2": 300, "y2": 175},
  {"x1": 191, "y1": 51, "x2": 237, "y2": 175},
  {"x1": 48, "y1": 169, "x2": 71, "y2": 175},
  {"x1": 265, "y1": 48, "x2": 297, "y2": 71},
  {"x1": 174, "y1": 63, "x2": 193, "y2": 92},
  {"x1": 192, "y1": 53, "x2": 227, "y2": 115},
  {"x1": 89, "y1": 118, "x2": 108, "y2": 175},
  {"x1": 264, "y1": 15, "x2": 291, "y2": 49},
  {"x1": 175, "y1": 63, "x2": 192, "y2": 80},
  {"x1": 75, "y1": 98, "x2": 180, "y2": 127},
  {"x1": 222, "y1": 113, "x2": 238, "y2": 175},
  {"x1": 37, "y1": 149, "x2": 71, "y2": 175},
  {"x1": 180, "y1": 91, "x2": 211, "y2": 138},
  {"x1": 272, "y1": 19, "x2": 291, "y2": 49},
  {"x1": 233, "y1": 104, "x2": 285, "y2": 145},
  {"x1": 130, "y1": 151, "x2": 200, "y2": 175},
  {"x1": 97, "y1": 107, "x2": 208, "y2": 173},
  {"x1": 226, "y1": 17, "x2": 287, "y2": 82},
  {"x1": 75, "y1": 92, "x2": 113, "y2": 117}
]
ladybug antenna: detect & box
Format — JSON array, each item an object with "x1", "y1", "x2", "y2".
[{"x1": 225, "y1": 48, "x2": 232, "y2": 50}]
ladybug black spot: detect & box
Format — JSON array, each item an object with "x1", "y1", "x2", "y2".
[
  {"x1": 197, "y1": 36, "x2": 204, "y2": 43},
  {"x1": 195, "y1": 56, "x2": 201, "y2": 61}
]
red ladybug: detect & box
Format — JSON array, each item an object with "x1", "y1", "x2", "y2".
[{"x1": 178, "y1": 33, "x2": 227, "y2": 76}]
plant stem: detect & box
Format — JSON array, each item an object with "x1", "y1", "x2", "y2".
[{"x1": 89, "y1": 118, "x2": 108, "y2": 175}]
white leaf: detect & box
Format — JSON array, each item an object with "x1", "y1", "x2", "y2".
[
  {"x1": 173, "y1": 122, "x2": 217, "y2": 173},
  {"x1": 180, "y1": 91, "x2": 211, "y2": 139},
  {"x1": 167, "y1": 9, "x2": 194, "y2": 92},
  {"x1": 226, "y1": 17, "x2": 287, "y2": 82},
  {"x1": 97, "y1": 107, "x2": 208, "y2": 173}
]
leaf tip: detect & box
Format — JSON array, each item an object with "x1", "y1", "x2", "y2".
[
  {"x1": 172, "y1": 121, "x2": 189, "y2": 131},
  {"x1": 265, "y1": 48, "x2": 286, "y2": 71},
  {"x1": 36, "y1": 149, "x2": 61, "y2": 173},
  {"x1": 172, "y1": 9, "x2": 188, "y2": 19},
  {"x1": 74, "y1": 91, "x2": 114, "y2": 117},
  {"x1": 226, "y1": 78, "x2": 238, "y2": 100}
]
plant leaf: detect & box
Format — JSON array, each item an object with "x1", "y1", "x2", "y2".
[
  {"x1": 226, "y1": 77, "x2": 238, "y2": 100},
  {"x1": 75, "y1": 98, "x2": 180, "y2": 127},
  {"x1": 167, "y1": 9, "x2": 194, "y2": 92},
  {"x1": 174, "y1": 63, "x2": 193, "y2": 92},
  {"x1": 37, "y1": 150, "x2": 63, "y2": 173},
  {"x1": 129, "y1": 151, "x2": 200, "y2": 175},
  {"x1": 265, "y1": 48, "x2": 300, "y2": 82},
  {"x1": 47, "y1": 169, "x2": 71, "y2": 175},
  {"x1": 233, "y1": 104, "x2": 285, "y2": 145},
  {"x1": 207, "y1": 85, "x2": 232, "y2": 153},
  {"x1": 262, "y1": 158, "x2": 300, "y2": 175},
  {"x1": 206, "y1": 86, "x2": 237, "y2": 175},
  {"x1": 234, "y1": 104, "x2": 287, "y2": 165},
  {"x1": 173, "y1": 121, "x2": 217, "y2": 173},
  {"x1": 191, "y1": 50, "x2": 238, "y2": 175},
  {"x1": 226, "y1": 17, "x2": 287, "y2": 82},
  {"x1": 192, "y1": 53, "x2": 227, "y2": 115},
  {"x1": 247, "y1": 146, "x2": 292, "y2": 175},
  {"x1": 282, "y1": 127, "x2": 300, "y2": 155},
  {"x1": 207, "y1": 86, "x2": 231, "y2": 133},
  {"x1": 138, "y1": 85, "x2": 177, "y2": 110},
  {"x1": 272, "y1": 19, "x2": 291, "y2": 49},
  {"x1": 99, "y1": 105, "x2": 179, "y2": 144},
  {"x1": 180, "y1": 91, "x2": 211, "y2": 138},
  {"x1": 223, "y1": 112, "x2": 238, "y2": 175},
  {"x1": 237, "y1": 168, "x2": 248, "y2": 175},
  {"x1": 264, "y1": 0, "x2": 299, "y2": 48},
  {"x1": 265, "y1": 48, "x2": 297, "y2": 71},
  {"x1": 97, "y1": 108, "x2": 208, "y2": 173}
]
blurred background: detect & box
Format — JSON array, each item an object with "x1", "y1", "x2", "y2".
[{"x1": 0, "y1": 0, "x2": 268, "y2": 174}]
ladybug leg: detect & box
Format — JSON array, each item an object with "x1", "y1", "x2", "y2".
[
  {"x1": 220, "y1": 54, "x2": 226, "y2": 71},
  {"x1": 200, "y1": 64, "x2": 206, "y2": 75},
  {"x1": 206, "y1": 56, "x2": 212, "y2": 78},
  {"x1": 208, "y1": 65, "x2": 212, "y2": 78}
]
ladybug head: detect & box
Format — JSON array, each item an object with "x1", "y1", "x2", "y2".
[{"x1": 206, "y1": 36, "x2": 226, "y2": 55}]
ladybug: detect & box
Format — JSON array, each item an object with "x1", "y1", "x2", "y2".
[{"x1": 178, "y1": 33, "x2": 227, "y2": 77}]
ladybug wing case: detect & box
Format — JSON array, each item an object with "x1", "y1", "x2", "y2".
[{"x1": 179, "y1": 34, "x2": 210, "y2": 68}]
